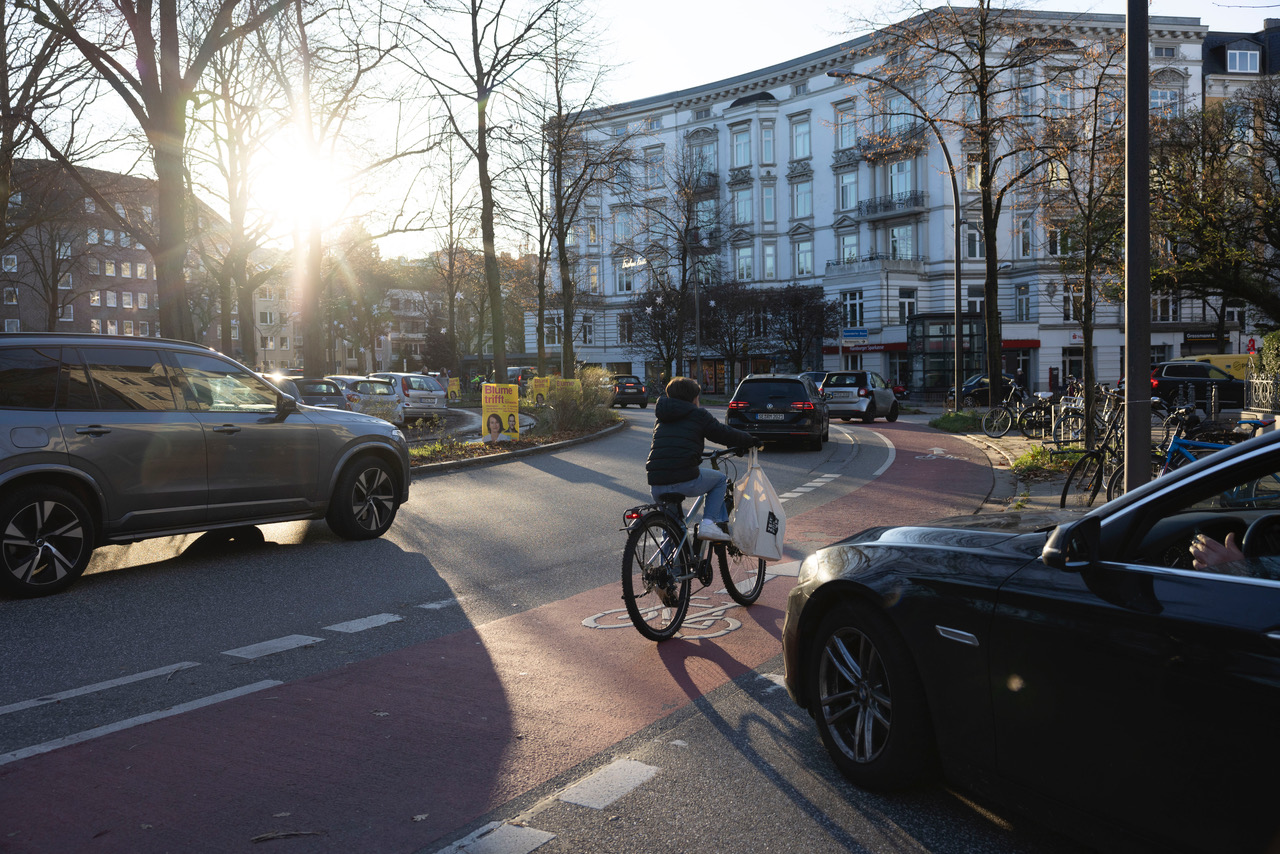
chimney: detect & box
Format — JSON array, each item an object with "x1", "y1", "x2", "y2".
[{"x1": 1265, "y1": 18, "x2": 1280, "y2": 30}]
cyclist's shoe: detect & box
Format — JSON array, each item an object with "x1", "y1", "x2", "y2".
[{"x1": 697, "y1": 521, "x2": 732, "y2": 542}]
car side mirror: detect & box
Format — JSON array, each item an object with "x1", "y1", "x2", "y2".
[
  {"x1": 1042, "y1": 515, "x2": 1100, "y2": 572},
  {"x1": 275, "y1": 392, "x2": 298, "y2": 422}
]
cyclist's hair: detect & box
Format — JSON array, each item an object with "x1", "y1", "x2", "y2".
[{"x1": 665, "y1": 377, "x2": 700, "y2": 402}]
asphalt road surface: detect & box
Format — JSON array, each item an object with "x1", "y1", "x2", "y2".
[{"x1": 0, "y1": 409, "x2": 1087, "y2": 853}]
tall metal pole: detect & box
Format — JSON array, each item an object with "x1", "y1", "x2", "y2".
[
  {"x1": 827, "y1": 69, "x2": 963, "y2": 411},
  {"x1": 1124, "y1": 1, "x2": 1152, "y2": 491}
]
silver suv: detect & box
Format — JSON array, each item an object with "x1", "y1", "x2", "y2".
[{"x1": 0, "y1": 334, "x2": 411, "y2": 596}]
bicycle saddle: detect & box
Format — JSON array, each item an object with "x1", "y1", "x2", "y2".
[
  {"x1": 1034, "y1": 391, "x2": 1054, "y2": 400},
  {"x1": 656, "y1": 492, "x2": 686, "y2": 505}
]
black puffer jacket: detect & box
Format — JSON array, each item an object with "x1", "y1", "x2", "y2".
[{"x1": 646, "y1": 397, "x2": 757, "y2": 486}]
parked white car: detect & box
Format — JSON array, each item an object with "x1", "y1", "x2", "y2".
[
  {"x1": 822, "y1": 371, "x2": 900, "y2": 423},
  {"x1": 369, "y1": 372, "x2": 448, "y2": 421},
  {"x1": 327, "y1": 375, "x2": 405, "y2": 424}
]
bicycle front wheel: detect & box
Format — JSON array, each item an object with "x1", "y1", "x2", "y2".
[
  {"x1": 622, "y1": 513, "x2": 691, "y2": 641},
  {"x1": 1053, "y1": 411, "x2": 1086, "y2": 445},
  {"x1": 1061, "y1": 453, "x2": 1104, "y2": 509},
  {"x1": 717, "y1": 543, "x2": 766, "y2": 605},
  {"x1": 982, "y1": 406, "x2": 1012, "y2": 438}
]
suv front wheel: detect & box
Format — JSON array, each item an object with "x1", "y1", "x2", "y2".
[
  {"x1": 326, "y1": 457, "x2": 400, "y2": 540},
  {"x1": 0, "y1": 485, "x2": 96, "y2": 597}
]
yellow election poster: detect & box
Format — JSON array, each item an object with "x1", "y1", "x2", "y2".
[
  {"x1": 448, "y1": 377, "x2": 460, "y2": 401},
  {"x1": 551, "y1": 378, "x2": 581, "y2": 398},
  {"x1": 481, "y1": 383, "x2": 519, "y2": 443},
  {"x1": 530, "y1": 376, "x2": 551, "y2": 406}
]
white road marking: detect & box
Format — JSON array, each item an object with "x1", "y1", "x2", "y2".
[
  {"x1": 438, "y1": 822, "x2": 555, "y2": 854},
  {"x1": 558, "y1": 758, "x2": 660, "y2": 809},
  {"x1": 222, "y1": 635, "x2": 322, "y2": 659},
  {"x1": 870, "y1": 431, "x2": 897, "y2": 476},
  {"x1": 768, "y1": 560, "x2": 802, "y2": 577},
  {"x1": 417, "y1": 598, "x2": 458, "y2": 611},
  {"x1": 0, "y1": 680, "x2": 281, "y2": 766},
  {"x1": 0, "y1": 662, "x2": 200, "y2": 717},
  {"x1": 791, "y1": 486, "x2": 815, "y2": 493},
  {"x1": 323, "y1": 614, "x2": 403, "y2": 633}
]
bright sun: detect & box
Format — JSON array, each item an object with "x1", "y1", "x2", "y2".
[{"x1": 252, "y1": 139, "x2": 350, "y2": 234}]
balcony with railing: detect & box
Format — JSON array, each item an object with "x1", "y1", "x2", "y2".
[
  {"x1": 825, "y1": 252, "x2": 927, "y2": 277},
  {"x1": 858, "y1": 191, "x2": 927, "y2": 219},
  {"x1": 857, "y1": 121, "x2": 928, "y2": 162}
]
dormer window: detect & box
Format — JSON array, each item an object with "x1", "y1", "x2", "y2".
[
  {"x1": 1228, "y1": 49, "x2": 1259, "y2": 73},
  {"x1": 693, "y1": 108, "x2": 710, "y2": 120}
]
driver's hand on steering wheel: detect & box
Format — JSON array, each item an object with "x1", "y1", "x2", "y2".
[{"x1": 1191, "y1": 532, "x2": 1244, "y2": 570}]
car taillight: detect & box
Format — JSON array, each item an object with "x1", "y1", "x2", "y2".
[
  {"x1": 402, "y1": 377, "x2": 412, "y2": 394},
  {"x1": 1151, "y1": 373, "x2": 1159, "y2": 389},
  {"x1": 346, "y1": 393, "x2": 360, "y2": 402},
  {"x1": 858, "y1": 387, "x2": 869, "y2": 397},
  {"x1": 728, "y1": 401, "x2": 748, "y2": 410},
  {"x1": 613, "y1": 385, "x2": 620, "y2": 393},
  {"x1": 791, "y1": 401, "x2": 815, "y2": 411}
]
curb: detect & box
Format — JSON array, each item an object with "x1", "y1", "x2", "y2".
[
  {"x1": 410, "y1": 419, "x2": 628, "y2": 477},
  {"x1": 956, "y1": 431, "x2": 1022, "y2": 511}
]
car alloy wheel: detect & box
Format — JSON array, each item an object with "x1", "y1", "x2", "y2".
[
  {"x1": 0, "y1": 487, "x2": 95, "y2": 596},
  {"x1": 326, "y1": 458, "x2": 399, "y2": 540},
  {"x1": 819, "y1": 625, "x2": 892, "y2": 764}
]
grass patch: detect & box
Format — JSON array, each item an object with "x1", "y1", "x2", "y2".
[
  {"x1": 929, "y1": 411, "x2": 983, "y2": 432},
  {"x1": 1011, "y1": 444, "x2": 1082, "y2": 480},
  {"x1": 408, "y1": 429, "x2": 608, "y2": 465}
]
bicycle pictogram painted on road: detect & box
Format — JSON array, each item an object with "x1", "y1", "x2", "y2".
[
  {"x1": 583, "y1": 594, "x2": 744, "y2": 639},
  {"x1": 915, "y1": 446, "x2": 967, "y2": 461}
]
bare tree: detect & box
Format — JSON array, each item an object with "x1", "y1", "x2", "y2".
[
  {"x1": 851, "y1": 1, "x2": 1081, "y2": 387},
  {"x1": 700, "y1": 280, "x2": 766, "y2": 392},
  {"x1": 1250, "y1": 76, "x2": 1280, "y2": 306},
  {"x1": 25, "y1": 0, "x2": 292, "y2": 342},
  {"x1": 397, "y1": 0, "x2": 560, "y2": 381},
  {"x1": 769, "y1": 284, "x2": 840, "y2": 373},
  {"x1": 625, "y1": 285, "x2": 690, "y2": 386}
]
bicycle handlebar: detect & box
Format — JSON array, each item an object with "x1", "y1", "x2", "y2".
[{"x1": 703, "y1": 446, "x2": 751, "y2": 461}]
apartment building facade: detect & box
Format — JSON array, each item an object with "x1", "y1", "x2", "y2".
[{"x1": 531, "y1": 11, "x2": 1269, "y2": 395}]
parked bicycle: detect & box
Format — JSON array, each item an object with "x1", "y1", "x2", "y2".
[
  {"x1": 981, "y1": 385, "x2": 1053, "y2": 439},
  {"x1": 620, "y1": 448, "x2": 767, "y2": 641}
]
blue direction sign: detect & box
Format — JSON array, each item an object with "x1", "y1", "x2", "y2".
[{"x1": 842, "y1": 328, "x2": 869, "y2": 341}]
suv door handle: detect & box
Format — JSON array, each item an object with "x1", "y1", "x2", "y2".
[
  {"x1": 212, "y1": 425, "x2": 241, "y2": 434},
  {"x1": 74, "y1": 425, "x2": 111, "y2": 436}
]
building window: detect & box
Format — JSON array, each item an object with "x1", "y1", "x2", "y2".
[
  {"x1": 121, "y1": 262, "x2": 132, "y2": 278},
  {"x1": 761, "y1": 185, "x2": 775, "y2": 222},
  {"x1": 889, "y1": 160, "x2": 912, "y2": 195},
  {"x1": 886, "y1": 93, "x2": 912, "y2": 132},
  {"x1": 735, "y1": 245, "x2": 753, "y2": 281},
  {"x1": 966, "y1": 225, "x2": 985, "y2": 259},
  {"x1": 139, "y1": 321, "x2": 150, "y2": 336},
  {"x1": 793, "y1": 81, "x2": 809, "y2": 96},
  {"x1": 89, "y1": 318, "x2": 100, "y2": 333},
  {"x1": 2, "y1": 255, "x2": 16, "y2": 272},
  {"x1": 733, "y1": 187, "x2": 752, "y2": 224},
  {"x1": 59, "y1": 304, "x2": 73, "y2": 321},
  {"x1": 139, "y1": 292, "x2": 148, "y2": 309},
  {"x1": 760, "y1": 125, "x2": 775, "y2": 164},
  {"x1": 839, "y1": 172, "x2": 857, "y2": 211},
  {"x1": 967, "y1": 285, "x2": 985, "y2": 315},
  {"x1": 794, "y1": 239, "x2": 814, "y2": 276},
  {"x1": 693, "y1": 108, "x2": 711, "y2": 120},
  {"x1": 842, "y1": 290, "x2": 865, "y2": 327},
  {"x1": 1153, "y1": 45, "x2": 1175, "y2": 58},
  {"x1": 889, "y1": 225, "x2": 914, "y2": 259},
  {"x1": 791, "y1": 119, "x2": 811, "y2": 160},
  {"x1": 585, "y1": 262, "x2": 600, "y2": 293},
  {"x1": 647, "y1": 117, "x2": 662, "y2": 131},
  {"x1": 90, "y1": 290, "x2": 100, "y2": 306},
  {"x1": 587, "y1": 219, "x2": 599, "y2": 245},
  {"x1": 839, "y1": 233, "x2": 859, "y2": 264},
  {"x1": 137, "y1": 263, "x2": 148, "y2": 279},
  {"x1": 2, "y1": 287, "x2": 15, "y2": 304},
  {"x1": 1227, "y1": 49, "x2": 1260, "y2": 73},
  {"x1": 1047, "y1": 222, "x2": 1071, "y2": 256},
  {"x1": 1152, "y1": 294, "x2": 1180, "y2": 322},
  {"x1": 1018, "y1": 217, "x2": 1033, "y2": 258},
  {"x1": 691, "y1": 139, "x2": 716, "y2": 172},
  {"x1": 106, "y1": 319, "x2": 117, "y2": 335},
  {"x1": 618, "y1": 314, "x2": 634, "y2": 345},
  {"x1": 644, "y1": 151, "x2": 663, "y2": 187},
  {"x1": 89, "y1": 258, "x2": 100, "y2": 274},
  {"x1": 898, "y1": 288, "x2": 917, "y2": 325},
  {"x1": 259, "y1": 310, "x2": 274, "y2": 325},
  {"x1": 616, "y1": 265, "x2": 635, "y2": 294},
  {"x1": 84, "y1": 197, "x2": 95, "y2": 213},
  {"x1": 104, "y1": 260, "x2": 116, "y2": 276},
  {"x1": 1016, "y1": 284, "x2": 1032, "y2": 321},
  {"x1": 123, "y1": 320, "x2": 134, "y2": 336},
  {"x1": 762, "y1": 243, "x2": 776, "y2": 279},
  {"x1": 3, "y1": 318, "x2": 19, "y2": 333},
  {"x1": 1063, "y1": 283, "x2": 1084, "y2": 321},
  {"x1": 106, "y1": 291, "x2": 117, "y2": 307},
  {"x1": 837, "y1": 106, "x2": 857, "y2": 149},
  {"x1": 122, "y1": 292, "x2": 133, "y2": 309},
  {"x1": 88, "y1": 228, "x2": 99, "y2": 244},
  {"x1": 732, "y1": 128, "x2": 751, "y2": 167},
  {"x1": 792, "y1": 180, "x2": 812, "y2": 218},
  {"x1": 1150, "y1": 89, "x2": 1180, "y2": 115},
  {"x1": 581, "y1": 313, "x2": 595, "y2": 346}
]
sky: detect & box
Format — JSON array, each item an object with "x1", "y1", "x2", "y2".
[{"x1": 592, "y1": 0, "x2": 1279, "y2": 105}]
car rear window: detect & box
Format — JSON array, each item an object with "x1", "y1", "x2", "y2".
[
  {"x1": 297, "y1": 380, "x2": 340, "y2": 395},
  {"x1": 615, "y1": 376, "x2": 641, "y2": 383},
  {"x1": 0, "y1": 346, "x2": 60, "y2": 409},
  {"x1": 360, "y1": 381, "x2": 395, "y2": 396},
  {"x1": 823, "y1": 373, "x2": 867, "y2": 388},
  {"x1": 735, "y1": 380, "x2": 806, "y2": 402}
]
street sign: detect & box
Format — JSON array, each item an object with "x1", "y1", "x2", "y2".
[
  {"x1": 842, "y1": 328, "x2": 869, "y2": 341},
  {"x1": 1249, "y1": 337, "x2": 1257, "y2": 354}
]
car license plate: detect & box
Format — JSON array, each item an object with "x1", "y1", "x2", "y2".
[{"x1": 757, "y1": 413, "x2": 785, "y2": 421}]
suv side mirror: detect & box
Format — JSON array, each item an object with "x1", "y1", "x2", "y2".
[
  {"x1": 275, "y1": 392, "x2": 298, "y2": 421},
  {"x1": 1042, "y1": 515, "x2": 1100, "y2": 572}
]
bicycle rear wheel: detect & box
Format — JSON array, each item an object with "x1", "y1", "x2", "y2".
[
  {"x1": 1018, "y1": 403, "x2": 1052, "y2": 440},
  {"x1": 622, "y1": 513, "x2": 691, "y2": 641},
  {"x1": 1053, "y1": 411, "x2": 1086, "y2": 445},
  {"x1": 717, "y1": 543, "x2": 766, "y2": 605},
  {"x1": 1061, "y1": 452, "x2": 1104, "y2": 509},
  {"x1": 982, "y1": 406, "x2": 1012, "y2": 438}
]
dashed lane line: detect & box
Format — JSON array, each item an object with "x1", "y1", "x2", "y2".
[
  {"x1": 436, "y1": 821, "x2": 555, "y2": 854},
  {"x1": 0, "y1": 662, "x2": 200, "y2": 717},
  {"x1": 558, "y1": 758, "x2": 660, "y2": 809},
  {"x1": 222, "y1": 634, "x2": 323, "y2": 660},
  {"x1": 0, "y1": 680, "x2": 282, "y2": 767},
  {"x1": 323, "y1": 613, "x2": 403, "y2": 633}
]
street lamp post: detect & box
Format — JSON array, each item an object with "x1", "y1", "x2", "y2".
[{"x1": 827, "y1": 69, "x2": 964, "y2": 411}]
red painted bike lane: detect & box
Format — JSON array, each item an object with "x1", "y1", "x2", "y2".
[{"x1": 0, "y1": 424, "x2": 987, "y2": 853}]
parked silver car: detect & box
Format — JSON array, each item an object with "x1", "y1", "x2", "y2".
[
  {"x1": 0, "y1": 334, "x2": 411, "y2": 596},
  {"x1": 369, "y1": 372, "x2": 448, "y2": 421},
  {"x1": 822, "y1": 370, "x2": 900, "y2": 422},
  {"x1": 264, "y1": 375, "x2": 349, "y2": 410},
  {"x1": 327, "y1": 375, "x2": 405, "y2": 425}
]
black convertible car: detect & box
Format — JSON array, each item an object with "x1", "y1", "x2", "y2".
[{"x1": 783, "y1": 430, "x2": 1280, "y2": 853}]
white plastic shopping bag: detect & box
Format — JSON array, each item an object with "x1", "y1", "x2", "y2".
[{"x1": 730, "y1": 449, "x2": 786, "y2": 560}]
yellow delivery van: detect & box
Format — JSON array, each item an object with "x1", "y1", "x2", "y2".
[{"x1": 1191, "y1": 353, "x2": 1253, "y2": 379}]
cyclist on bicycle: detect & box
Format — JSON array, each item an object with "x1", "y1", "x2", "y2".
[{"x1": 646, "y1": 377, "x2": 759, "y2": 543}]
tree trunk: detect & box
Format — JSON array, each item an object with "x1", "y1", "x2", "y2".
[{"x1": 556, "y1": 238, "x2": 575, "y2": 377}]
